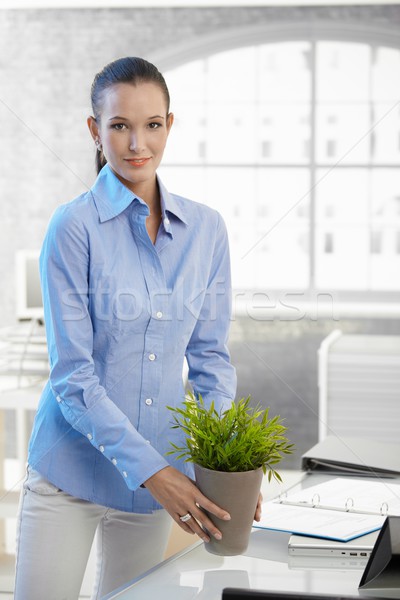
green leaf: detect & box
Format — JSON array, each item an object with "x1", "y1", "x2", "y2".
[{"x1": 166, "y1": 394, "x2": 294, "y2": 479}]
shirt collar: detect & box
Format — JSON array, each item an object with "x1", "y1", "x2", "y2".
[
  {"x1": 158, "y1": 177, "x2": 188, "y2": 228},
  {"x1": 90, "y1": 164, "x2": 188, "y2": 227},
  {"x1": 90, "y1": 164, "x2": 139, "y2": 223}
]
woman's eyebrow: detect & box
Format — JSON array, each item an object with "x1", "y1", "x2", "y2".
[
  {"x1": 107, "y1": 114, "x2": 165, "y2": 121},
  {"x1": 108, "y1": 115, "x2": 129, "y2": 121}
]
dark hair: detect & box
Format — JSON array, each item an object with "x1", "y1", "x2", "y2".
[{"x1": 91, "y1": 57, "x2": 170, "y2": 174}]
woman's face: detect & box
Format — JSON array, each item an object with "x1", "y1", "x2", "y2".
[{"x1": 88, "y1": 81, "x2": 173, "y2": 198}]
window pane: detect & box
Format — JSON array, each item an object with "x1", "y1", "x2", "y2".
[
  {"x1": 371, "y1": 103, "x2": 400, "y2": 165},
  {"x1": 370, "y1": 169, "x2": 400, "y2": 289},
  {"x1": 372, "y1": 47, "x2": 400, "y2": 102},
  {"x1": 251, "y1": 223, "x2": 309, "y2": 288},
  {"x1": 258, "y1": 41, "x2": 311, "y2": 102},
  {"x1": 206, "y1": 167, "x2": 257, "y2": 288},
  {"x1": 164, "y1": 60, "x2": 207, "y2": 164},
  {"x1": 258, "y1": 104, "x2": 311, "y2": 164},
  {"x1": 315, "y1": 168, "x2": 369, "y2": 289},
  {"x1": 207, "y1": 47, "x2": 256, "y2": 103},
  {"x1": 257, "y1": 42, "x2": 311, "y2": 165},
  {"x1": 316, "y1": 104, "x2": 370, "y2": 164},
  {"x1": 164, "y1": 103, "x2": 206, "y2": 164},
  {"x1": 166, "y1": 59, "x2": 206, "y2": 103},
  {"x1": 206, "y1": 103, "x2": 256, "y2": 164},
  {"x1": 157, "y1": 166, "x2": 207, "y2": 205},
  {"x1": 316, "y1": 42, "x2": 370, "y2": 102},
  {"x1": 371, "y1": 169, "x2": 400, "y2": 222},
  {"x1": 251, "y1": 169, "x2": 310, "y2": 288},
  {"x1": 315, "y1": 168, "x2": 369, "y2": 225}
]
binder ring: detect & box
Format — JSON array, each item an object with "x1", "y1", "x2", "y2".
[
  {"x1": 278, "y1": 491, "x2": 288, "y2": 503},
  {"x1": 345, "y1": 497, "x2": 354, "y2": 511},
  {"x1": 311, "y1": 493, "x2": 320, "y2": 507},
  {"x1": 380, "y1": 502, "x2": 389, "y2": 516}
]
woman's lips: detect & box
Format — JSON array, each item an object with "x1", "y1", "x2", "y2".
[{"x1": 125, "y1": 158, "x2": 151, "y2": 167}]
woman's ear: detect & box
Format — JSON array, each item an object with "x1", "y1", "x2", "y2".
[
  {"x1": 166, "y1": 112, "x2": 174, "y2": 134},
  {"x1": 87, "y1": 116, "x2": 100, "y2": 142}
]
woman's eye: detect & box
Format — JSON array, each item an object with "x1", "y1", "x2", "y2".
[
  {"x1": 111, "y1": 123, "x2": 127, "y2": 130},
  {"x1": 148, "y1": 122, "x2": 162, "y2": 129}
]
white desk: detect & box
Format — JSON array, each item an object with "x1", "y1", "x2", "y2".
[{"x1": 102, "y1": 471, "x2": 370, "y2": 600}]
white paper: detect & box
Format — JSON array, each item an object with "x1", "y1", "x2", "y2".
[{"x1": 253, "y1": 500, "x2": 385, "y2": 541}]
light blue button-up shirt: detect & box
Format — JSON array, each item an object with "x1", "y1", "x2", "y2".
[{"x1": 28, "y1": 164, "x2": 236, "y2": 513}]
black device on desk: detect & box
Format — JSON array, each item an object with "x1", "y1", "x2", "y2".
[
  {"x1": 359, "y1": 516, "x2": 400, "y2": 597},
  {"x1": 222, "y1": 589, "x2": 388, "y2": 600}
]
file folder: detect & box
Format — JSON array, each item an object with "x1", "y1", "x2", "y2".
[{"x1": 301, "y1": 437, "x2": 400, "y2": 477}]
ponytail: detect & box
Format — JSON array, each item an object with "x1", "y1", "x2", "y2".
[{"x1": 95, "y1": 147, "x2": 107, "y2": 174}]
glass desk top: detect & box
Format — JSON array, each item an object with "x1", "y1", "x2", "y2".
[{"x1": 103, "y1": 527, "x2": 366, "y2": 600}]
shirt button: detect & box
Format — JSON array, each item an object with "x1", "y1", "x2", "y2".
[
  {"x1": 145, "y1": 398, "x2": 153, "y2": 406},
  {"x1": 156, "y1": 311, "x2": 163, "y2": 319},
  {"x1": 111, "y1": 458, "x2": 118, "y2": 466},
  {"x1": 56, "y1": 395, "x2": 62, "y2": 403},
  {"x1": 99, "y1": 445, "x2": 105, "y2": 453},
  {"x1": 122, "y1": 471, "x2": 128, "y2": 478},
  {"x1": 86, "y1": 433, "x2": 93, "y2": 441},
  {"x1": 164, "y1": 217, "x2": 170, "y2": 226},
  {"x1": 148, "y1": 353, "x2": 156, "y2": 361}
]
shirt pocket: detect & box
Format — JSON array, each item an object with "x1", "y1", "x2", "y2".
[{"x1": 24, "y1": 467, "x2": 63, "y2": 496}]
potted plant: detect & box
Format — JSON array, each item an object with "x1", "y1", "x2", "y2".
[{"x1": 167, "y1": 393, "x2": 293, "y2": 556}]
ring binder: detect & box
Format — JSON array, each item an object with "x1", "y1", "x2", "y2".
[
  {"x1": 278, "y1": 491, "x2": 288, "y2": 503},
  {"x1": 345, "y1": 497, "x2": 354, "y2": 511},
  {"x1": 380, "y1": 502, "x2": 389, "y2": 516},
  {"x1": 301, "y1": 437, "x2": 400, "y2": 477},
  {"x1": 311, "y1": 493, "x2": 320, "y2": 507},
  {"x1": 272, "y1": 476, "x2": 400, "y2": 518}
]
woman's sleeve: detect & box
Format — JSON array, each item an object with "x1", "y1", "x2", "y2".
[
  {"x1": 185, "y1": 212, "x2": 237, "y2": 411},
  {"x1": 40, "y1": 205, "x2": 169, "y2": 489}
]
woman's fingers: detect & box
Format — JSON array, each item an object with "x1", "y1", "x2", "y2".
[
  {"x1": 172, "y1": 490, "x2": 229, "y2": 542},
  {"x1": 143, "y1": 466, "x2": 230, "y2": 543},
  {"x1": 176, "y1": 511, "x2": 212, "y2": 542},
  {"x1": 254, "y1": 492, "x2": 263, "y2": 522},
  {"x1": 181, "y1": 496, "x2": 231, "y2": 542},
  {"x1": 193, "y1": 491, "x2": 231, "y2": 522}
]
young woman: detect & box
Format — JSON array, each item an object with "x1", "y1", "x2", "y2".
[{"x1": 14, "y1": 57, "x2": 259, "y2": 600}]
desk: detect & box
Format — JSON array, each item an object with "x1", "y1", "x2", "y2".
[{"x1": 102, "y1": 471, "x2": 369, "y2": 600}]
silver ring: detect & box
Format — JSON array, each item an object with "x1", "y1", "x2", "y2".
[{"x1": 179, "y1": 512, "x2": 192, "y2": 523}]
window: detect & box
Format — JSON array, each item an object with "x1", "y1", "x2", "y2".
[{"x1": 158, "y1": 40, "x2": 400, "y2": 295}]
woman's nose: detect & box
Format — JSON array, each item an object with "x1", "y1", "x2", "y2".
[{"x1": 129, "y1": 132, "x2": 145, "y2": 153}]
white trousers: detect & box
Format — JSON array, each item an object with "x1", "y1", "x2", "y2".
[{"x1": 14, "y1": 467, "x2": 172, "y2": 600}]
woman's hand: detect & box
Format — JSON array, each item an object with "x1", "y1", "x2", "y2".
[
  {"x1": 143, "y1": 466, "x2": 231, "y2": 543},
  {"x1": 254, "y1": 492, "x2": 263, "y2": 522}
]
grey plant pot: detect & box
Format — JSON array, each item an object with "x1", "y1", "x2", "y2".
[{"x1": 194, "y1": 463, "x2": 264, "y2": 556}]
